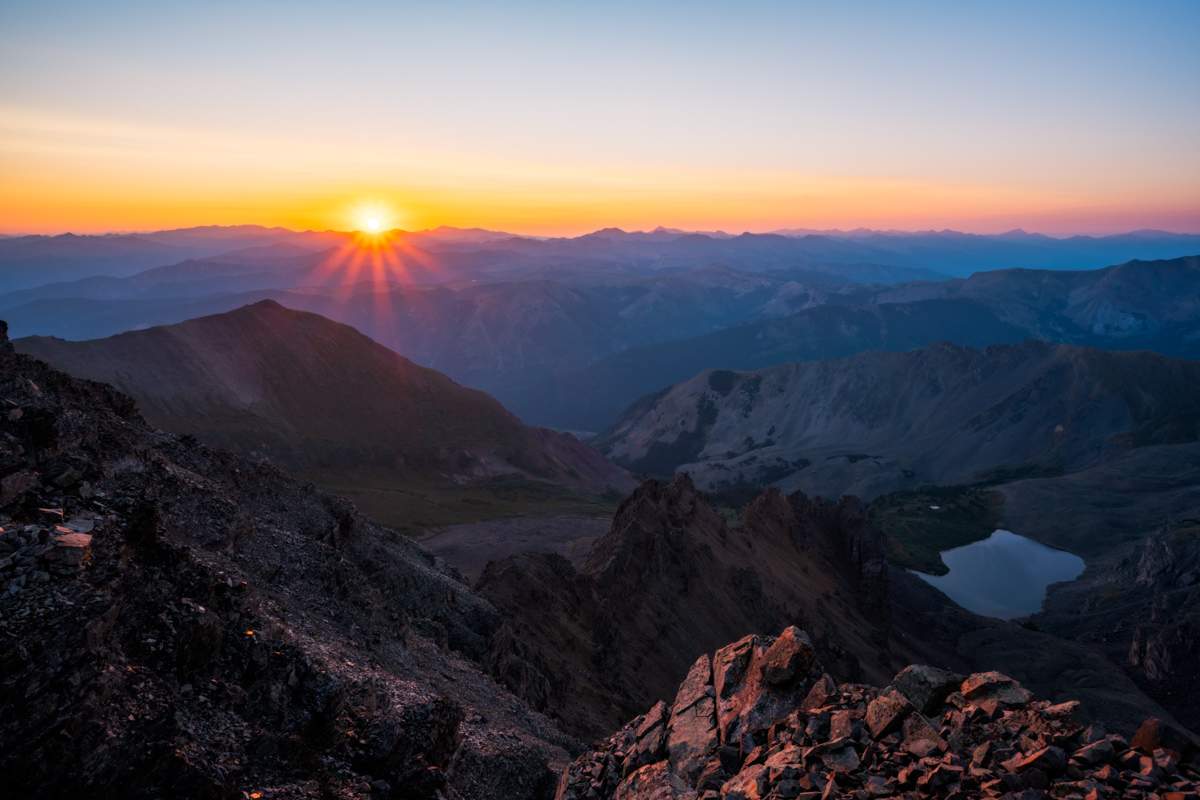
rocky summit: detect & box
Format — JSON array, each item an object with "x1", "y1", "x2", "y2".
[
  {"x1": 0, "y1": 321, "x2": 576, "y2": 798},
  {"x1": 556, "y1": 626, "x2": 1200, "y2": 800}
]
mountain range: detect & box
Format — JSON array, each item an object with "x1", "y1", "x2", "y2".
[
  {"x1": 5, "y1": 223, "x2": 1198, "y2": 295},
  {"x1": 594, "y1": 339, "x2": 1200, "y2": 501},
  {"x1": 4, "y1": 221, "x2": 1200, "y2": 797},
  {"x1": 517, "y1": 255, "x2": 1200, "y2": 430}
]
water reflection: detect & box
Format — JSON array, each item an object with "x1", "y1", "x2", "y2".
[{"x1": 913, "y1": 529, "x2": 1085, "y2": 620}]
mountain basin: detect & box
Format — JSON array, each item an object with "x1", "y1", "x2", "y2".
[{"x1": 913, "y1": 529, "x2": 1085, "y2": 620}]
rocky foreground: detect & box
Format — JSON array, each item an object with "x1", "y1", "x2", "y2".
[
  {"x1": 0, "y1": 325, "x2": 573, "y2": 797},
  {"x1": 558, "y1": 627, "x2": 1200, "y2": 800}
]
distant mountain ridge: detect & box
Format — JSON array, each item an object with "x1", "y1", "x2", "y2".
[
  {"x1": 594, "y1": 339, "x2": 1200, "y2": 501},
  {"x1": 4, "y1": 223, "x2": 1197, "y2": 295},
  {"x1": 516, "y1": 255, "x2": 1200, "y2": 430}
]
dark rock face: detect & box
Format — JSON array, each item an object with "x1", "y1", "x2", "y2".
[
  {"x1": 0, "y1": 321, "x2": 572, "y2": 798},
  {"x1": 478, "y1": 475, "x2": 902, "y2": 741},
  {"x1": 1037, "y1": 518, "x2": 1200, "y2": 732},
  {"x1": 556, "y1": 627, "x2": 1200, "y2": 800}
]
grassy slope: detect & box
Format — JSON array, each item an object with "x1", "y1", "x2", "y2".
[
  {"x1": 305, "y1": 469, "x2": 622, "y2": 538},
  {"x1": 867, "y1": 486, "x2": 1005, "y2": 575}
]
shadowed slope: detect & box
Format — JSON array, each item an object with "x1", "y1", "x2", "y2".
[
  {"x1": 14, "y1": 300, "x2": 634, "y2": 500},
  {"x1": 596, "y1": 339, "x2": 1200, "y2": 501}
]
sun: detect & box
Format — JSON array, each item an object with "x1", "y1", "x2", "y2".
[{"x1": 367, "y1": 218, "x2": 380, "y2": 231}]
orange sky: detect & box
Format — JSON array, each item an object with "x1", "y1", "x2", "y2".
[
  {"x1": 3, "y1": 4, "x2": 1198, "y2": 237},
  {"x1": 3, "y1": 111, "x2": 1195, "y2": 237}
]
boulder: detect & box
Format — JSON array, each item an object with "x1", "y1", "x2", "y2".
[
  {"x1": 615, "y1": 762, "x2": 694, "y2": 800},
  {"x1": 959, "y1": 671, "x2": 1034, "y2": 707},
  {"x1": 866, "y1": 689, "x2": 912, "y2": 739},
  {"x1": 1131, "y1": 716, "x2": 1199, "y2": 764},
  {"x1": 802, "y1": 673, "x2": 837, "y2": 712},
  {"x1": 712, "y1": 627, "x2": 821, "y2": 749},
  {"x1": 887, "y1": 663, "x2": 962, "y2": 715}
]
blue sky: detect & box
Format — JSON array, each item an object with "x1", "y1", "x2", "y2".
[{"x1": 2, "y1": 1, "x2": 1198, "y2": 234}]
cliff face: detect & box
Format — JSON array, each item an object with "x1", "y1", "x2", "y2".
[
  {"x1": 1039, "y1": 519, "x2": 1200, "y2": 732},
  {"x1": 477, "y1": 474, "x2": 904, "y2": 742},
  {"x1": 0, "y1": 322, "x2": 573, "y2": 799},
  {"x1": 556, "y1": 626, "x2": 1200, "y2": 800}
]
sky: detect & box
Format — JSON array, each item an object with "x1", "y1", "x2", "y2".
[{"x1": 1, "y1": 0, "x2": 1198, "y2": 236}]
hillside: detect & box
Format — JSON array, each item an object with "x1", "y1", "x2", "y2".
[
  {"x1": 594, "y1": 339, "x2": 1200, "y2": 501},
  {"x1": 14, "y1": 301, "x2": 635, "y2": 529}
]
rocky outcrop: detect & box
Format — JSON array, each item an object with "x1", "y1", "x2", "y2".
[
  {"x1": 0, "y1": 321, "x2": 573, "y2": 798},
  {"x1": 557, "y1": 627, "x2": 1200, "y2": 800},
  {"x1": 479, "y1": 475, "x2": 905, "y2": 741},
  {"x1": 1036, "y1": 518, "x2": 1200, "y2": 732}
]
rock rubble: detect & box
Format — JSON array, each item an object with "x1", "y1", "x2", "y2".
[{"x1": 556, "y1": 627, "x2": 1200, "y2": 800}]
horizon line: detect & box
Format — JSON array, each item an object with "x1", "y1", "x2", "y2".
[{"x1": 4, "y1": 223, "x2": 1199, "y2": 241}]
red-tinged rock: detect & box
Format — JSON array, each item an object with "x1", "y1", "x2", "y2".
[
  {"x1": 1073, "y1": 738, "x2": 1115, "y2": 766},
  {"x1": 1041, "y1": 701, "x2": 1080, "y2": 721},
  {"x1": 42, "y1": 531, "x2": 92, "y2": 569},
  {"x1": 866, "y1": 690, "x2": 913, "y2": 740},
  {"x1": 1080, "y1": 724, "x2": 1107, "y2": 745},
  {"x1": 918, "y1": 762, "x2": 963, "y2": 787},
  {"x1": 634, "y1": 701, "x2": 670, "y2": 765},
  {"x1": 863, "y1": 775, "x2": 894, "y2": 797},
  {"x1": 721, "y1": 763, "x2": 767, "y2": 799},
  {"x1": 37, "y1": 507, "x2": 64, "y2": 522},
  {"x1": 759, "y1": 627, "x2": 819, "y2": 686},
  {"x1": 714, "y1": 635, "x2": 762, "y2": 700},
  {"x1": 803, "y1": 674, "x2": 837, "y2": 712},
  {"x1": 763, "y1": 745, "x2": 803, "y2": 781},
  {"x1": 613, "y1": 762, "x2": 683, "y2": 800},
  {"x1": 667, "y1": 654, "x2": 718, "y2": 784},
  {"x1": 1132, "y1": 717, "x2": 1198, "y2": 765},
  {"x1": 1005, "y1": 746, "x2": 1068, "y2": 778},
  {"x1": 830, "y1": 709, "x2": 864, "y2": 741},
  {"x1": 901, "y1": 712, "x2": 946, "y2": 756},
  {"x1": 1156, "y1": 748, "x2": 1183, "y2": 775},
  {"x1": 715, "y1": 628, "x2": 822, "y2": 750},
  {"x1": 960, "y1": 672, "x2": 1034, "y2": 707},
  {"x1": 1047, "y1": 779, "x2": 1105, "y2": 797}
]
